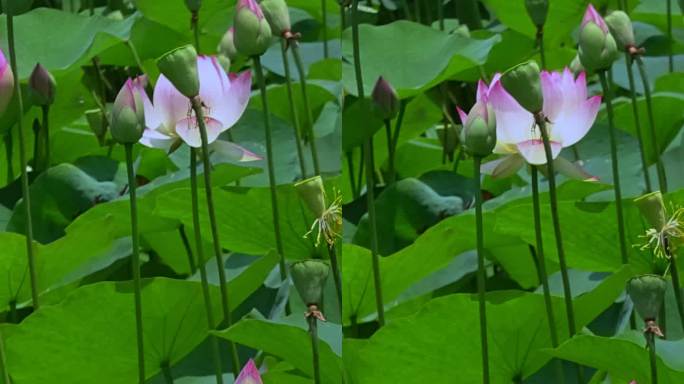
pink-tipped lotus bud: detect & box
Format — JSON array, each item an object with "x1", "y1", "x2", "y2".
[
  {"x1": 235, "y1": 359, "x2": 263, "y2": 384},
  {"x1": 233, "y1": 0, "x2": 273, "y2": 57},
  {"x1": 459, "y1": 103, "x2": 496, "y2": 157},
  {"x1": 578, "y1": 4, "x2": 619, "y2": 71},
  {"x1": 261, "y1": 0, "x2": 291, "y2": 37},
  {"x1": 0, "y1": 48, "x2": 14, "y2": 116},
  {"x1": 28, "y1": 63, "x2": 56, "y2": 106},
  {"x1": 156, "y1": 45, "x2": 200, "y2": 98},
  {"x1": 111, "y1": 77, "x2": 145, "y2": 144},
  {"x1": 371, "y1": 76, "x2": 399, "y2": 120}
]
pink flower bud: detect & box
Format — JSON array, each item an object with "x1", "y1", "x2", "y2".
[
  {"x1": 235, "y1": 359, "x2": 263, "y2": 384},
  {"x1": 581, "y1": 4, "x2": 609, "y2": 34},
  {"x1": 29, "y1": 63, "x2": 56, "y2": 106},
  {"x1": 237, "y1": 0, "x2": 265, "y2": 20},
  {"x1": 0, "y1": 48, "x2": 15, "y2": 116}
]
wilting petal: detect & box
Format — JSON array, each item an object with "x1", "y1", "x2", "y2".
[
  {"x1": 209, "y1": 139, "x2": 262, "y2": 162},
  {"x1": 481, "y1": 154, "x2": 525, "y2": 179},
  {"x1": 488, "y1": 81, "x2": 535, "y2": 147},
  {"x1": 553, "y1": 156, "x2": 599, "y2": 181},
  {"x1": 153, "y1": 74, "x2": 191, "y2": 134},
  {"x1": 517, "y1": 139, "x2": 562, "y2": 165},
  {"x1": 235, "y1": 359, "x2": 263, "y2": 384},
  {"x1": 175, "y1": 116, "x2": 223, "y2": 148},
  {"x1": 551, "y1": 95, "x2": 601, "y2": 147},
  {"x1": 215, "y1": 69, "x2": 252, "y2": 130}
]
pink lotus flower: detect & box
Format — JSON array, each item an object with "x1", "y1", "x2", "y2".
[
  {"x1": 235, "y1": 359, "x2": 263, "y2": 384},
  {"x1": 0, "y1": 48, "x2": 15, "y2": 116},
  {"x1": 582, "y1": 4, "x2": 609, "y2": 34},
  {"x1": 139, "y1": 55, "x2": 252, "y2": 150},
  {"x1": 488, "y1": 68, "x2": 601, "y2": 165}
]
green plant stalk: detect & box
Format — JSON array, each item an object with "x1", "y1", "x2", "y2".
[
  {"x1": 537, "y1": 27, "x2": 546, "y2": 69},
  {"x1": 667, "y1": 245, "x2": 684, "y2": 332},
  {"x1": 400, "y1": 0, "x2": 413, "y2": 21},
  {"x1": 190, "y1": 98, "x2": 241, "y2": 375},
  {"x1": 473, "y1": 156, "x2": 490, "y2": 384},
  {"x1": 179, "y1": 224, "x2": 197, "y2": 274},
  {"x1": 321, "y1": 0, "x2": 329, "y2": 58},
  {"x1": 388, "y1": 101, "x2": 407, "y2": 183},
  {"x1": 531, "y1": 168, "x2": 565, "y2": 384},
  {"x1": 41, "y1": 106, "x2": 50, "y2": 171},
  {"x1": 124, "y1": 144, "x2": 145, "y2": 384},
  {"x1": 281, "y1": 40, "x2": 308, "y2": 177},
  {"x1": 291, "y1": 43, "x2": 322, "y2": 175},
  {"x1": 384, "y1": 120, "x2": 394, "y2": 183},
  {"x1": 634, "y1": 55, "x2": 668, "y2": 193},
  {"x1": 7, "y1": 13, "x2": 40, "y2": 310},
  {"x1": 161, "y1": 362, "x2": 174, "y2": 384},
  {"x1": 0, "y1": 330, "x2": 9, "y2": 384},
  {"x1": 327, "y1": 243, "x2": 342, "y2": 310},
  {"x1": 192, "y1": 11, "x2": 201, "y2": 52},
  {"x1": 340, "y1": 4, "x2": 346, "y2": 30},
  {"x1": 189, "y1": 150, "x2": 224, "y2": 384},
  {"x1": 307, "y1": 315, "x2": 322, "y2": 384},
  {"x1": 127, "y1": 41, "x2": 145, "y2": 74},
  {"x1": 346, "y1": 151, "x2": 357, "y2": 198},
  {"x1": 352, "y1": 0, "x2": 385, "y2": 326},
  {"x1": 598, "y1": 71, "x2": 629, "y2": 265},
  {"x1": 667, "y1": 0, "x2": 673, "y2": 73},
  {"x1": 647, "y1": 331, "x2": 659, "y2": 384},
  {"x1": 3, "y1": 134, "x2": 13, "y2": 184},
  {"x1": 437, "y1": 0, "x2": 444, "y2": 30},
  {"x1": 414, "y1": 0, "x2": 422, "y2": 24},
  {"x1": 624, "y1": 53, "x2": 652, "y2": 192},
  {"x1": 356, "y1": 148, "x2": 365, "y2": 199},
  {"x1": 536, "y1": 115, "x2": 584, "y2": 383}
]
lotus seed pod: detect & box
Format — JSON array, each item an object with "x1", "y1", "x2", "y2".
[
  {"x1": 371, "y1": 76, "x2": 399, "y2": 121},
  {"x1": 500, "y1": 61, "x2": 543, "y2": 114},
  {"x1": 233, "y1": 0, "x2": 273, "y2": 57},
  {"x1": 28, "y1": 63, "x2": 56, "y2": 106},
  {"x1": 295, "y1": 176, "x2": 327, "y2": 218},
  {"x1": 627, "y1": 274, "x2": 667, "y2": 320},
  {"x1": 524, "y1": 0, "x2": 548, "y2": 28},
  {"x1": 110, "y1": 78, "x2": 145, "y2": 144},
  {"x1": 290, "y1": 259, "x2": 330, "y2": 305},
  {"x1": 156, "y1": 45, "x2": 200, "y2": 98},
  {"x1": 605, "y1": 11, "x2": 636, "y2": 49},
  {"x1": 634, "y1": 191, "x2": 668, "y2": 232},
  {"x1": 261, "y1": 0, "x2": 291, "y2": 37}
]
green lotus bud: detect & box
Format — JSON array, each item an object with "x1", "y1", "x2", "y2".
[
  {"x1": 605, "y1": 11, "x2": 636, "y2": 50},
  {"x1": 261, "y1": 0, "x2": 291, "y2": 37},
  {"x1": 85, "y1": 109, "x2": 108, "y2": 146},
  {"x1": 500, "y1": 61, "x2": 543, "y2": 114},
  {"x1": 295, "y1": 176, "x2": 326, "y2": 218},
  {"x1": 217, "y1": 54, "x2": 232, "y2": 74},
  {"x1": 437, "y1": 123, "x2": 458, "y2": 160},
  {"x1": 110, "y1": 78, "x2": 145, "y2": 144},
  {"x1": 184, "y1": 0, "x2": 201, "y2": 12},
  {"x1": 459, "y1": 103, "x2": 496, "y2": 157},
  {"x1": 290, "y1": 259, "x2": 330, "y2": 305},
  {"x1": 218, "y1": 27, "x2": 239, "y2": 60},
  {"x1": 634, "y1": 191, "x2": 668, "y2": 232},
  {"x1": 371, "y1": 76, "x2": 399, "y2": 121},
  {"x1": 28, "y1": 63, "x2": 56, "y2": 106},
  {"x1": 233, "y1": 0, "x2": 273, "y2": 57},
  {"x1": 570, "y1": 54, "x2": 584, "y2": 75},
  {"x1": 156, "y1": 45, "x2": 199, "y2": 98},
  {"x1": 525, "y1": 0, "x2": 548, "y2": 28},
  {"x1": 627, "y1": 274, "x2": 667, "y2": 320},
  {"x1": 578, "y1": 22, "x2": 620, "y2": 72}
]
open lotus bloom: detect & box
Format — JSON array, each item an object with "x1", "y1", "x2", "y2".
[
  {"x1": 139, "y1": 55, "x2": 253, "y2": 152},
  {"x1": 481, "y1": 68, "x2": 600, "y2": 180},
  {"x1": 235, "y1": 359, "x2": 263, "y2": 384}
]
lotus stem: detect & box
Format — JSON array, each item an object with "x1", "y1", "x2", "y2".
[
  {"x1": 598, "y1": 71, "x2": 629, "y2": 265},
  {"x1": 624, "y1": 53, "x2": 652, "y2": 192},
  {"x1": 291, "y1": 42, "x2": 322, "y2": 175},
  {"x1": 437, "y1": 0, "x2": 444, "y2": 30},
  {"x1": 473, "y1": 156, "x2": 490, "y2": 384},
  {"x1": 321, "y1": 0, "x2": 329, "y2": 58},
  {"x1": 327, "y1": 243, "x2": 343, "y2": 310},
  {"x1": 124, "y1": 144, "x2": 145, "y2": 384},
  {"x1": 7, "y1": 12, "x2": 40, "y2": 310},
  {"x1": 3, "y1": 134, "x2": 13, "y2": 184},
  {"x1": 634, "y1": 55, "x2": 668, "y2": 193},
  {"x1": 351, "y1": 0, "x2": 385, "y2": 326},
  {"x1": 0, "y1": 330, "x2": 9, "y2": 384},
  {"x1": 189, "y1": 150, "x2": 225, "y2": 384},
  {"x1": 307, "y1": 313, "x2": 322, "y2": 384},
  {"x1": 647, "y1": 331, "x2": 659, "y2": 384},
  {"x1": 530, "y1": 167, "x2": 564, "y2": 383},
  {"x1": 537, "y1": 27, "x2": 546, "y2": 69},
  {"x1": 281, "y1": 40, "x2": 308, "y2": 177},
  {"x1": 161, "y1": 361, "x2": 174, "y2": 384},
  {"x1": 190, "y1": 98, "x2": 241, "y2": 374},
  {"x1": 536, "y1": 114, "x2": 584, "y2": 383},
  {"x1": 667, "y1": 0, "x2": 673, "y2": 73},
  {"x1": 179, "y1": 224, "x2": 197, "y2": 273}
]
